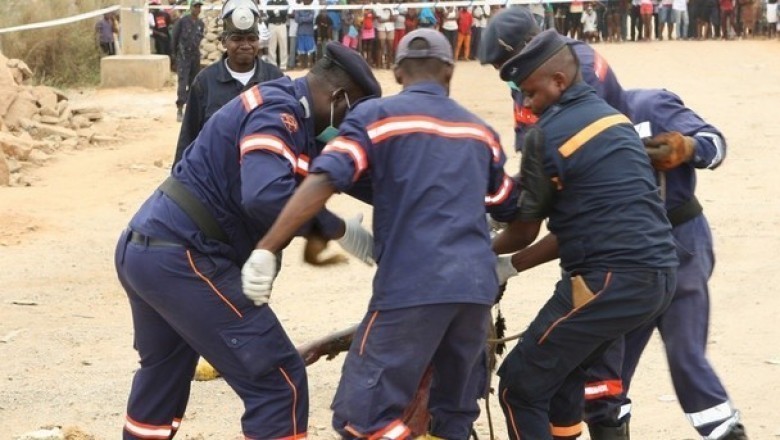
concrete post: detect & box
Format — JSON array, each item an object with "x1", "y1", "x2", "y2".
[
  {"x1": 100, "y1": 0, "x2": 169, "y2": 89},
  {"x1": 119, "y1": 0, "x2": 151, "y2": 55}
]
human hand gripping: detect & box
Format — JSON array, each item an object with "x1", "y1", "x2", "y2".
[
  {"x1": 241, "y1": 249, "x2": 278, "y2": 306},
  {"x1": 337, "y1": 213, "x2": 375, "y2": 265},
  {"x1": 643, "y1": 131, "x2": 695, "y2": 171}
]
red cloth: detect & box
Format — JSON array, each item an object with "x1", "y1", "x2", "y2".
[
  {"x1": 720, "y1": 0, "x2": 734, "y2": 11},
  {"x1": 457, "y1": 9, "x2": 473, "y2": 34}
]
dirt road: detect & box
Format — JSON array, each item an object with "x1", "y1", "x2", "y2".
[{"x1": 1, "y1": 40, "x2": 779, "y2": 439}]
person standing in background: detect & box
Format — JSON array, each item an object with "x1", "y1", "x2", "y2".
[
  {"x1": 295, "y1": 0, "x2": 316, "y2": 69},
  {"x1": 172, "y1": 0, "x2": 283, "y2": 166},
  {"x1": 265, "y1": 0, "x2": 289, "y2": 71},
  {"x1": 287, "y1": 6, "x2": 299, "y2": 70},
  {"x1": 171, "y1": 1, "x2": 205, "y2": 122},
  {"x1": 470, "y1": 3, "x2": 488, "y2": 60},
  {"x1": 673, "y1": 0, "x2": 690, "y2": 39},
  {"x1": 455, "y1": 6, "x2": 472, "y2": 61},
  {"x1": 149, "y1": 0, "x2": 172, "y2": 61},
  {"x1": 95, "y1": 12, "x2": 118, "y2": 56},
  {"x1": 316, "y1": 8, "x2": 334, "y2": 60}
]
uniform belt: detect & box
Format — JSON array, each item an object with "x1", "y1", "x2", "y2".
[
  {"x1": 158, "y1": 176, "x2": 229, "y2": 243},
  {"x1": 128, "y1": 230, "x2": 183, "y2": 248},
  {"x1": 667, "y1": 196, "x2": 702, "y2": 227}
]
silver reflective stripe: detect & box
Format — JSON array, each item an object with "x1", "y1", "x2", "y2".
[
  {"x1": 686, "y1": 400, "x2": 735, "y2": 427},
  {"x1": 634, "y1": 121, "x2": 652, "y2": 139},
  {"x1": 694, "y1": 131, "x2": 725, "y2": 169},
  {"x1": 618, "y1": 403, "x2": 632, "y2": 420},
  {"x1": 702, "y1": 412, "x2": 740, "y2": 440}
]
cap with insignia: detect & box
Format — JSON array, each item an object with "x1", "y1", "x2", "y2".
[
  {"x1": 499, "y1": 29, "x2": 568, "y2": 84},
  {"x1": 478, "y1": 7, "x2": 541, "y2": 66},
  {"x1": 324, "y1": 42, "x2": 382, "y2": 98}
]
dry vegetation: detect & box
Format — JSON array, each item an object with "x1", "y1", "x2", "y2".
[{"x1": 0, "y1": 0, "x2": 116, "y2": 87}]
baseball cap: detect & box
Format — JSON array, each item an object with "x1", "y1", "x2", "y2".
[
  {"x1": 324, "y1": 42, "x2": 382, "y2": 98},
  {"x1": 478, "y1": 7, "x2": 541, "y2": 66},
  {"x1": 395, "y1": 28, "x2": 454, "y2": 65},
  {"x1": 499, "y1": 29, "x2": 568, "y2": 83},
  {"x1": 192, "y1": 1, "x2": 204, "y2": 6}
]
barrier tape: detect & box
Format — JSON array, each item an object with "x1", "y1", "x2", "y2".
[
  {"x1": 0, "y1": 0, "x2": 554, "y2": 35},
  {"x1": 0, "y1": 5, "x2": 120, "y2": 34}
]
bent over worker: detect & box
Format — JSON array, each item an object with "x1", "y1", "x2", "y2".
[
  {"x1": 491, "y1": 30, "x2": 677, "y2": 440},
  {"x1": 115, "y1": 42, "x2": 380, "y2": 440},
  {"x1": 242, "y1": 29, "x2": 519, "y2": 439}
]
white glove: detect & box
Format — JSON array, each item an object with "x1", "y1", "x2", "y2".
[
  {"x1": 337, "y1": 213, "x2": 375, "y2": 265},
  {"x1": 496, "y1": 255, "x2": 518, "y2": 285},
  {"x1": 241, "y1": 249, "x2": 278, "y2": 306}
]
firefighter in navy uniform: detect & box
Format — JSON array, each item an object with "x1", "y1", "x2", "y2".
[
  {"x1": 491, "y1": 30, "x2": 677, "y2": 440},
  {"x1": 173, "y1": 0, "x2": 284, "y2": 167},
  {"x1": 115, "y1": 42, "x2": 380, "y2": 440},
  {"x1": 477, "y1": 6, "x2": 625, "y2": 152},
  {"x1": 580, "y1": 89, "x2": 748, "y2": 440}
]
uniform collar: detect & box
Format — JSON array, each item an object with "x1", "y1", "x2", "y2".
[
  {"x1": 400, "y1": 81, "x2": 448, "y2": 97},
  {"x1": 558, "y1": 81, "x2": 596, "y2": 105},
  {"x1": 293, "y1": 77, "x2": 318, "y2": 154}
]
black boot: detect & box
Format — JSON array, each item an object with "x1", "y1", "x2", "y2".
[
  {"x1": 720, "y1": 423, "x2": 748, "y2": 440},
  {"x1": 588, "y1": 421, "x2": 630, "y2": 440}
]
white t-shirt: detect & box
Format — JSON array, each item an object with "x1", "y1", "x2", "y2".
[
  {"x1": 226, "y1": 60, "x2": 256, "y2": 86},
  {"x1": 582, "y1": 10, "x2": 598, "y2": 32},
  {"x1": 672, "y1": 0, "x2": 688, "y2": 11},
  {"x1": 768, "y1": 2, "x2": 778, "y2": 23},
  {"x1": 442, "y1": 8, "x2": 458, "y2": 31}
]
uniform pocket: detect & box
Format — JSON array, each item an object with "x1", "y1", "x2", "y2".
[{"x1": 219, "y1": 307, "x2": 298, "y2": 380}]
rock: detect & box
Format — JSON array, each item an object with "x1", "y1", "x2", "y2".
[
  {"x1": 0, "y1": 85, "x2": 19, "y2": 117},
  {"x1": 71, "y1": 105, "x2": 103, "y2": 115},
  {"x1": 6, "y1": 157, "x2": 21, "y2": 173},
  {"x1": 18, "y1": 119, "x2": 78, "y2": 139},
  {"x1": 57, "y1": 100, "x2": 69, "y2": 116},
  {"x1": 39, "y1": 106, "x2": 58, "y2": 118},
  {"x1": 7, "y1": 59, "x2": 33, "y2": 82},
  {"x1": 13, "y1": 427, "x2": 64, "y2": 440},
  {"x1": 91, "y1": 134, "x2": 121, "y2": 143},
  {"x1": 0, "y1": 52, "x2": 16, "y2": 87},
  {"x1": 27, "y1": 149, "x2": 50, "y2": 165},
  {"x1": 32, "y1": 85, "x2": 58, "y2": 110},
  {"x1": 71, "y1": 115, "x2": 92, "y2": 129},
  {"x1": 79, "y1": 112, "x2": 103, "y2": 122},
  {"x1": 4, "y1": 94, "x2": 39, "y2": 130},
  {"x1": 0, "y1": 132, "x2": 35, "y2": 160},
  {"x1": 0, "y1": 153, "x2": 9, "y2": 186},
  {"x1": 39, "y1": 115, "x2": 60, "y2": 125}
]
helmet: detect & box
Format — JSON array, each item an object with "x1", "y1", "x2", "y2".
[{"x1": 221, "y1": 0, "x2": 260, "y2": 32}]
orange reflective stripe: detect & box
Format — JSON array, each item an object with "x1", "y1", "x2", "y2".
[
  {"x1": 550, "y1": 422, "x2": 583, "y2": 437},
  {"x1": 558, "y1": 114, "x2": 630, "y2": 158}
]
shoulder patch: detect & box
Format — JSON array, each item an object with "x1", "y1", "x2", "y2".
[{"x1": 280, "y1": 113, "x2": 299, "y2": 134}]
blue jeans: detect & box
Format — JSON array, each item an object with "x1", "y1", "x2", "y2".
[{"x1": 674, "y1": 9, "x2": 689, "y2": 39}]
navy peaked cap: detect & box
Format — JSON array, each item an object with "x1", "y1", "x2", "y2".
[
  {"x1": 478, "y1": 7, "x2": 541, "y2": 66},
  {"x1": 324, "y1": 42, "x2": 382, "y2": 98},
  {"x1": 499, "y1": 29, "x2": 568, "y2": 83}
]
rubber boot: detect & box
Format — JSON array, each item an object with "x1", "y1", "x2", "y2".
[
  {"x1": 588, "y1": 420, "x2": 630, "y2": 440},
  {"x1": 720, "y1": 423, "x2": 748, "y2": 440}
]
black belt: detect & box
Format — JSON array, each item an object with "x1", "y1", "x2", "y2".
[
  {"x1": 667, "y1": 196, "x2": 703, "y2": 227},
  {"x1": 158, "y1": 176, "x2": 228, "y2": 243},
  {"x1": 128, "y1": 230, "x2": 183, "y2": 248}
]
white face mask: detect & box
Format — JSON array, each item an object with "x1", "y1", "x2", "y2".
[{"x1": 316, "y1": 90, "x2": 352, "y2": 143}]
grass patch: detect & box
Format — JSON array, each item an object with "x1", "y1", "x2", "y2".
[{"x1": 0, "y1": 0, "x2": 117, "y2": 87}]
